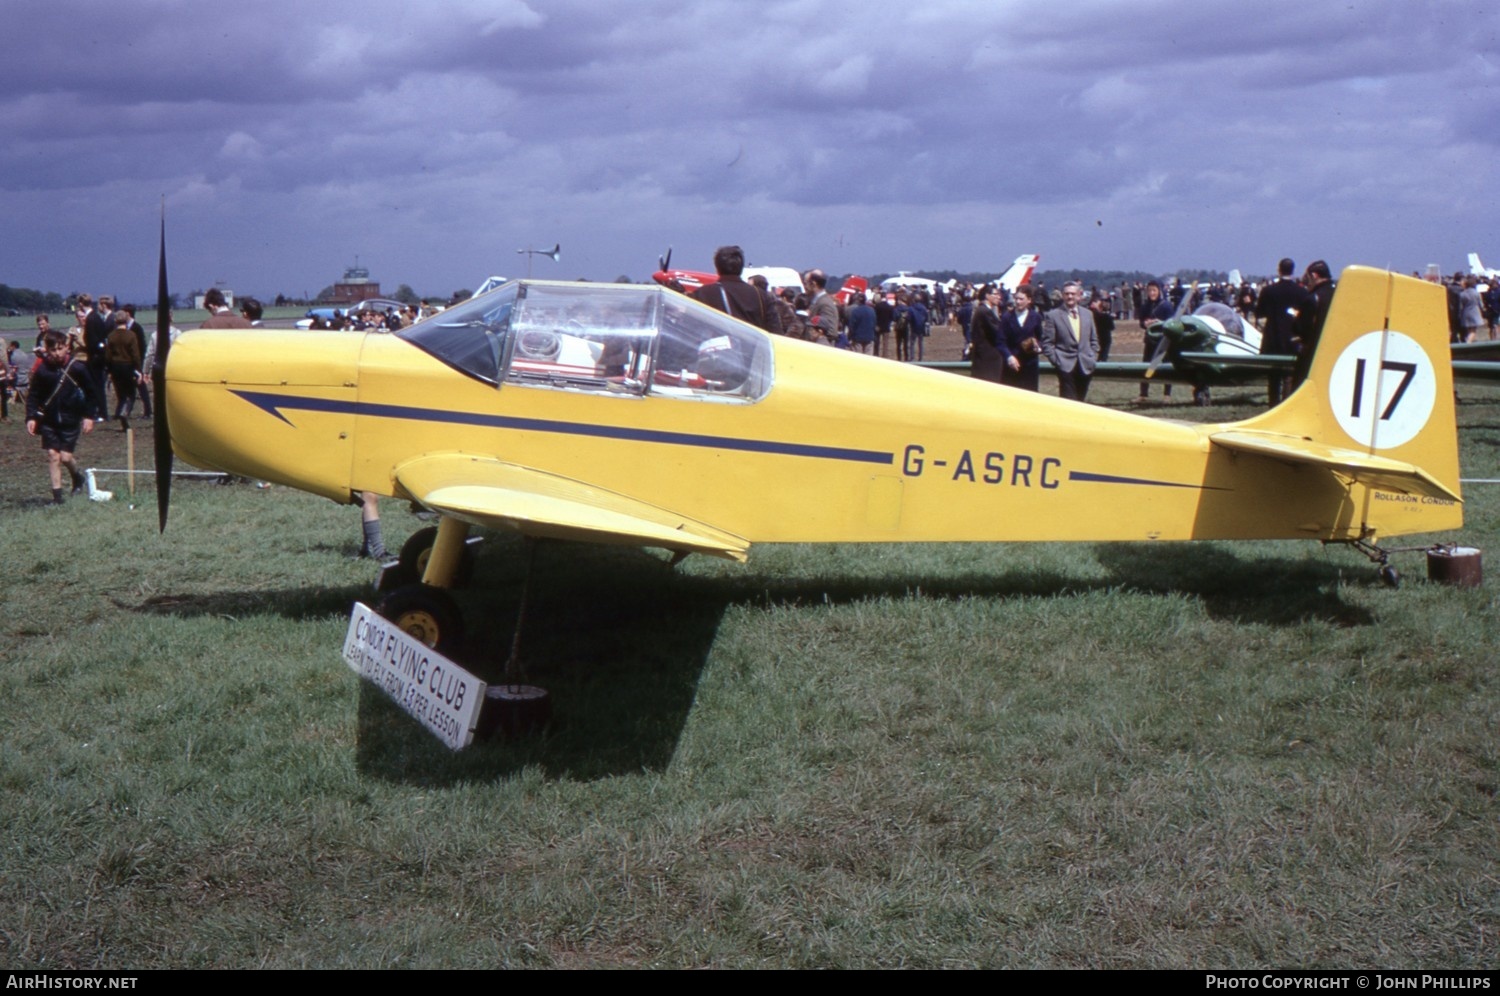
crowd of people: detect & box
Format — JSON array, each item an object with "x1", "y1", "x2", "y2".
[
  {"x1": 685, "y1": 251, "x2": 1347, "y2": 408},
  {"x1": 10, "y1": 254, "x2": 1493, "y2": 511},
  {"x1": 712, "y1": 254, "x2": 1500, "y2": 409},
  {"x1": 306, "y1": 302, "x2": 430, "y2": 331},
  {"x1": 6, "y1": 292, "x2": 184, "y2": 504}
]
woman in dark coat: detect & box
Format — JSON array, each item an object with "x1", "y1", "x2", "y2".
[
  {"x1": 998, "y1": 284, "x2": 1042, "y2": 391},
  {"x1": 969, "y1": 285, "x2": 1005, "y2": 383}
]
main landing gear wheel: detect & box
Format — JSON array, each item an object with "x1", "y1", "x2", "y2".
[
  {"x1": 1378, "y1": 564, "x2": 1401, "y2": 589},
  {"x1": 375, "y1": 560, "x2": 418, "y2": 593},
  {"x1": 398, "y1": 526, "x2": 477, "y2": 586},
  {"x1": 377, "y1": 584, "x2": 465, "y2": 657}
]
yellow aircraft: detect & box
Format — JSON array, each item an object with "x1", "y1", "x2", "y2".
[{"x1": 154, "y1": 265, "x2": 1462, "y2": 654}]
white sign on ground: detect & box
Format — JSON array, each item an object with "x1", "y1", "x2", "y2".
[{"x1": 342, "y1": 602, "x2": 487, "y2": 750}]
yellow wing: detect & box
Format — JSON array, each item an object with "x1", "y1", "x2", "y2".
[
  {"x1": 393, "y1": 453, "x2": 750, "y2": 561},
  {"x1": 1209, "y1": 429, "x2": 1462, "y2": 502}
]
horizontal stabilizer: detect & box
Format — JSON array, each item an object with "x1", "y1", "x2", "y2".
[
  {"x1": 395, "y1": 454, "x2": 750, "y2": 561},
  {"x1": 1209, "y1": 429, "x2": 1462, "y2": 503},
  {"x1": 1451, "y1": 340, "x2": 1500, "y2": 360},
  {"x1": 1452, "y1": 360, "x2": 1500, "y2": 382},
  {"x1": 1177, "y1": 352, "x2": 1295, "y2": 369}
]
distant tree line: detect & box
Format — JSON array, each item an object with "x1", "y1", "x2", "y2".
[
  {"x1": 866, "y1": 268, "x2": 1234, "y2": 288},
  {"x1": 305, "y1": 283, "x2": 425, "y2": 305},
  {"x1": 1035, "y1": 269, "x2": 1232, "y2": 289},
  {"x1": 0, "y1": 284, "x2": 67, "y2": 312}
]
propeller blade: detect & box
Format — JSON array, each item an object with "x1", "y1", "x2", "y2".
[
  {"x1": 1172, "y1": 280, "x2": 1199, "y2": 319},
  {"x1": 152, "y1": 208, "x2": 173, "y2": 532},
  {"x1": 1145, "y1": 331, "x2": 1172, "y2": 378},
  {"x1": 659, "y1": 246, "x2": 671, "y2": 272}
]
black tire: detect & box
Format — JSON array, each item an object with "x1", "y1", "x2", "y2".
[
  {"x1": 377, "y1": 584, "x2": 465, "y2": 657},
  {"x1": 375, "y1": 561, "x2": 419, "y2": 593},
  {"x1": 399, "y1": 526, "x2": 440, "y2": 576},
  {"x1": 400, "y1": 525, "x2": 476, "y2": 586},
  {"x1": 1378, "y1": 564, "x2": 1401, "y2": 589}
]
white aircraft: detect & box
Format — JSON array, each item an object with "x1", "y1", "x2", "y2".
[
  {"x1": 741, "y1": 266, "x2": 806, "y2": 299},
  {"x1": 879, "y1": 272, "x2": 942, "y2": 294},
  {"x1": 995, "y1": 253, "x2": 1040, "y2": 294},
  {"x1": 877, "y1": 253, "x2": 1039, "y2": 297},
  {"x1": 1467, "y1": 253, "x2": 1497, "y2": 289}
]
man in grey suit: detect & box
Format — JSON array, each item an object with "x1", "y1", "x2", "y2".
[{"x1": 1042, "y1": 281, "x2": 1100, "y2": 401}]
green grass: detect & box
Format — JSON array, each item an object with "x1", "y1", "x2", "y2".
[
  {"x1": 0, "y1": 380, "x2": 1496, "y2": 968},
  {"x1": 0, "y1": 307, "x2": 310, "y2": 338}
]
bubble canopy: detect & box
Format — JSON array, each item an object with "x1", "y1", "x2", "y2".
[{"x1": 398, "y1": 281, "x2": 774, "y2": 402}]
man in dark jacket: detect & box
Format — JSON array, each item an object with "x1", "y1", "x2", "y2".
[
  {"x1": 845, "y1": 293, "x2": 876, "y2": 353},
  {"x1": 1292, "y1": 260, "x2": 1334, "y2": 390},
  {"x1": 82, "y1": 293, "x2": 114, "y2": 418},
  {"x1": 690, "y1": 246, "x2": 781, "y2": 335},
  {"x1": 1255, "y1": 258, "x2": 1311, "y2": 405}
]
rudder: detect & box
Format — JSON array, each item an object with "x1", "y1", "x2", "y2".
[{"x1": 1224, "y1": 266, "x2": 1462, "y2": 536}]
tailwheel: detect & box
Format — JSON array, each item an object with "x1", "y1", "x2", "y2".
[
  {"x1": 399, "y1": 526, "x2": 478, "y2": 587},
  {"x1": 1341, "y1": 535, "x2": 1403, "y2": 588},
  {"x1": 377, "y1": 583, "x2": 465, "y2": 657}
]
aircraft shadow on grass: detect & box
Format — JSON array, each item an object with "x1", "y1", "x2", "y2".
[
  {"x1": 134, "y1": 531, "x2": 1377, "y2": 784},
  {"x1": 1090, "y1": 542, "x2": 1376, "y2": 629}
]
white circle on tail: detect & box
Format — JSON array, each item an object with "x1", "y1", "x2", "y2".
[{"x1": 1327, "y1": 330, "x2": 1435, "y2": 449}]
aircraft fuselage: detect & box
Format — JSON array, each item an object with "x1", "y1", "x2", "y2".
[{"x1": 167, "y1": 284, "x2": 1461, "y2": 552}]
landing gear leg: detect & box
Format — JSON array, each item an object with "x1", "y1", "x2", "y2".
[
  {"x1": 422, "y1": 517, "x2": 471, "y2": 589},
  {"x1": 376, "y1": 516, "x2": 474, "y2": 653},
  {"x1": 480, "y1": 537, "x2": 552, "y2": 740},
  {"x1": 376, "y1": 518, "x2": 479, "y2": 593},
  {"x1": 378, "y1": 518, "x2": 552, "y2": 738},
  {"x1": 1342, "y1": 535, "x2": 1401, "y2": 588}
]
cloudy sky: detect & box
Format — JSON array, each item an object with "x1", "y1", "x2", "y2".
[{"x1": 3, "y1": 0, "x2": 1497, "y2": 301}]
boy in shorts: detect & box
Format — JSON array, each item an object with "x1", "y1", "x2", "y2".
[{"x1": 25, "y1": 331, "x2": 99, "y2": 504}]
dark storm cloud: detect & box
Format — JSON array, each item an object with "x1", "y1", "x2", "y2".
[{"x1": 2, "y1": 0, "x2": 1498, "y2": 297}]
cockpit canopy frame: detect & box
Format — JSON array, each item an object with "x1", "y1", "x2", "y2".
[{"x1": 398, "y1": 280, "x2": 773, "y2": 403}]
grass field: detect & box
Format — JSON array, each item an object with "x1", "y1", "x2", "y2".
[
  {"x1": 0, "y1": 307, "x2": 311, "y2": 335},
  {"x1": 0, "y1": 365, "x2": 1496, "y2": 968}
]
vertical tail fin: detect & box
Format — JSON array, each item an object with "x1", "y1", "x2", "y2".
[
  {"x1": 997, "y1": 253, "x2": 1039, "y2": 294},
  {"x1": 834, "y1": 275, "x2": 869, "y2": 306},
  {"x1": 1219, "y1": 266, "x2": 1461, "y2": 535}
]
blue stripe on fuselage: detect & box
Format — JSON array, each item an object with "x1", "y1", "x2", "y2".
[
  {"x1": 1068, "y1": 470, "x2": 1221, "y2": 490},
  {"x1": 231, "y1": 390, "x2": 895, "y2": 466}
]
